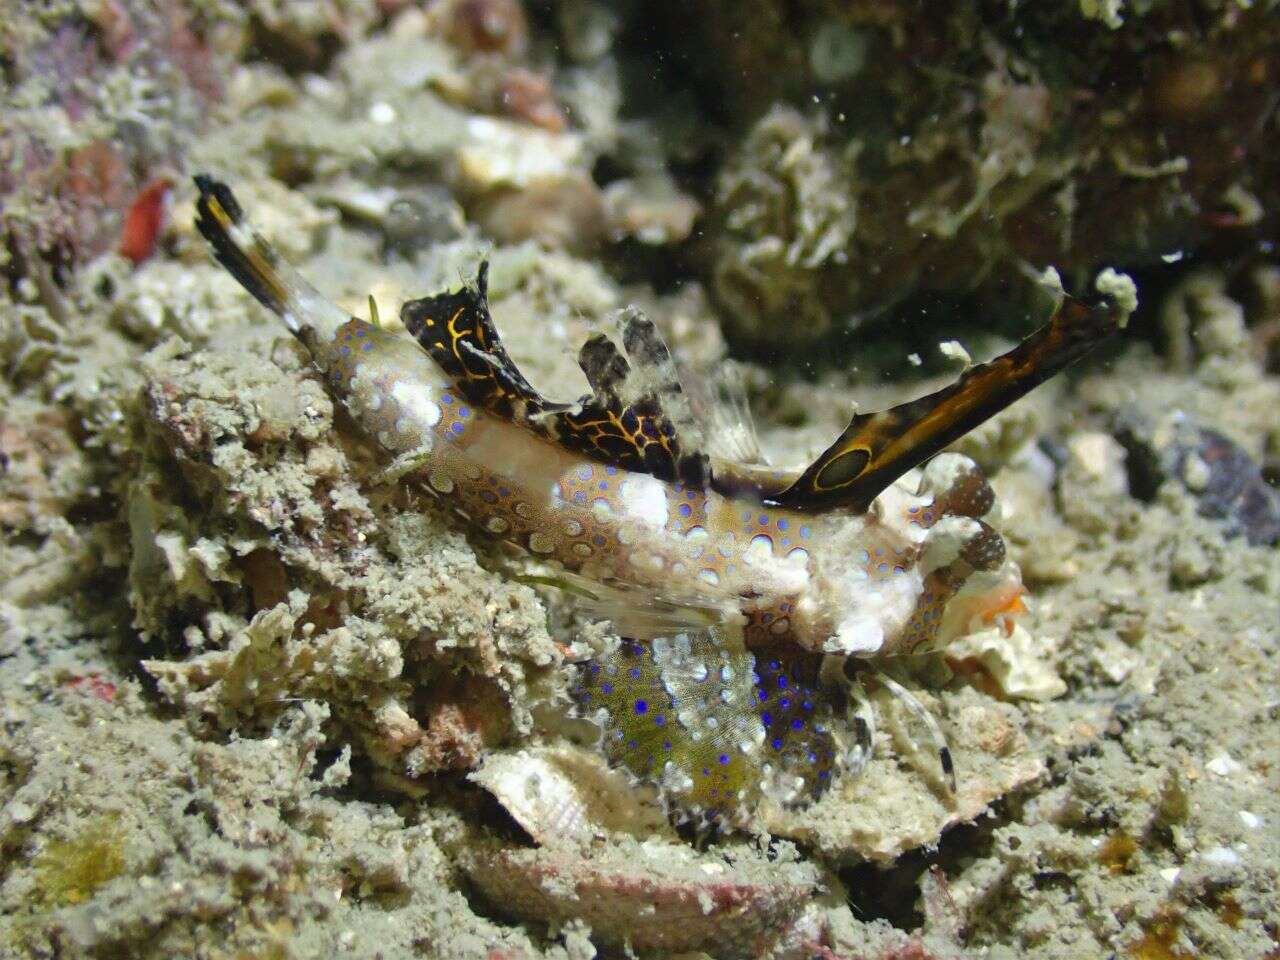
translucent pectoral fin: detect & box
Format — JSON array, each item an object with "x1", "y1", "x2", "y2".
[
  {"x1": 773, "y1": 295, "x2": 1127, "y2": 512},
  {"x1": 571, "y1": 628, "x2": 839, "y2": 822},
  {"x1": 521, "y1": 569, "x2": 725, "y2": 639}
]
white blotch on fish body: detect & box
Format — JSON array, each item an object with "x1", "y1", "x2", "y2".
[
  {"x1": 619, "y1": 476, "x2": 669, "y2": 529},
  {"x1": 390, "y1": 381, "x2": 443, "y2": 429},
  {"x1": 832, "y1": 613, "x2": 885, "y2": 655}
]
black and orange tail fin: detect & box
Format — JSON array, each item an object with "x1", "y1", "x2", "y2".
[{"x1": 192, "y1": 175, "x2": 295, "y2": 320}]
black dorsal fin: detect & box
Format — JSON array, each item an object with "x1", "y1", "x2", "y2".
[
  {"x1": 767, "y1": 294, "x2": 1127, "y2": 512},
  {"x1": 400, "y1": 262, "x2": 558, "y2": 423},
  {"x1": 402, "y1": 266, "x2": 709, "y2": 486}
]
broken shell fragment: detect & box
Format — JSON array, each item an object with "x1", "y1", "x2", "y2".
[
  {"x1": 947, "y1": 623, "x2": 1067, "y2": 701},
  {"x1": 468, "y1": 744, "x2": 671, "y2": 844},
  {"x1": 463, "y1": 838, "x2": 820, "y2": 956}
]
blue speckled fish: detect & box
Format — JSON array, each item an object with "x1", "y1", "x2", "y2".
[
  {"x1": 572, "y1": 634, "x2": 839, "y2": 816},
  {"x1": 193, "y1": 175, "x2": 1128, "y2": 823}
]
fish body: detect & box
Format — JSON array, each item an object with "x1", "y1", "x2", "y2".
[{"x1": 194, "y1": 176, "x2": 1125, "y2": 820}]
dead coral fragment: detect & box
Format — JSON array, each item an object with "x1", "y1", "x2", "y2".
[
  {"x1": 946, "y1": 623, "x2": 1067, "y2": 702},
  {"x1": 438, "y1": 0, "x2": 530, "y2": 58},
  {"x1": 406, "y1": 673, "x2": 513, "y2": 774},
  {"x1": 767, "y1": 686, "x2": 1044, "y2": 863},
  {"x1": 711, "y1": 105, "x2": 857, "y2": 349},
  {"x1": 0, "y1": 409, "x2": 89, "y2": 533}
]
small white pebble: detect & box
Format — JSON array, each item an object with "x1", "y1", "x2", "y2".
[
  {"x1": 1159, "y1": 867, "x2": 1181, "y2": 884},
  {"x1": 1038, "y1": 266, "x2": 1065, "y2": 301},
  {"x1": 8, "y1": 801, "x2": 34, "y2": 824},
  {"x1": 303, "y1": 76, "x2": 336, "y2": 99},
  {"x1": 1182, "y1": 453, "x2": 1211, "y2": 492},
  {"x1": 368, "y1": 101, "x2": 397, "y2": 125},
  {"x1": 939, "y1": 339, "x2": 972, "y2": 366},
  {"x1": 1206, "y1": 752, "x2": 1243, "y2": 777},
  {"x1": 1201, "y1": 846, "x2": 1240, "y2": 867},
  {"x1": 1238, "y1": 811, "x2": 1262, "y2": 829},
  {"x1": 1161, "y1": 250, "x2": 1184, "y2": 263},
  {"x1": 1095, "y1": 267, "x2": 1139, "y2": 325},
  {"x1": 907, "y1": 352, "x2": 922, "y2": 367}
]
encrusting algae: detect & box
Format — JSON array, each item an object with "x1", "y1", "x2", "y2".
[
  {"x1": 192, "y1": 174, "x2": 1131, "y2": 825},
  {"x1": 32, "y1": 814, "x2": 126, "y2": 908}
]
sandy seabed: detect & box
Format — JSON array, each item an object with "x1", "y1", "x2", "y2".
[{"x1": 2, "y1": 2, "x2": 1278, "y2": 958}]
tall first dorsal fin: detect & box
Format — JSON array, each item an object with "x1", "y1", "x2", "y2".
[
  {"x1": 768, "y1": 293, "x2": 1129, "y2": 512},
  {"x1": 402, "y1": 272, "x2": 710, "y2": 486}
]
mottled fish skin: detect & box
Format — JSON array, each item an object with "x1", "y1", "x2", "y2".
[{"x1": 194, "y1": 176, "x2": 1122, "y2": 823}]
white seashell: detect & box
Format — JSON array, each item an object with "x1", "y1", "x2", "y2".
[{"x1": 469, "y1": 745, "x2": 671, "y2": 845}]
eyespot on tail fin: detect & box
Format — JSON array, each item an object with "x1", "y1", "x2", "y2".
[{"x1": 773, "y1": 292, "x2": 1129, "y2": 512}]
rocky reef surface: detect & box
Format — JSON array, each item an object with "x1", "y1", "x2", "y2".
[{"x1": 1, "y1": 2, "x2": 1278, "y2": 958}]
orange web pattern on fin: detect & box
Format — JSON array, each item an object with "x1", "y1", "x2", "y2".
[
  {"x1": 400, "y1": 262, "x2": 709, "y2": 486},
  {"x1": 400, "y1": 261, "x2": 558, "y2": 423}
]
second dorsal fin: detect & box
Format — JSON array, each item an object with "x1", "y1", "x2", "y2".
[{"x1": 401, "y1": 266, "x2": 709, "y2": 486}]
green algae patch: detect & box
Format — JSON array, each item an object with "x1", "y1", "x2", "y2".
[{"x1": 33, "y1": 814, "x2": 127, "y2": 907}]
